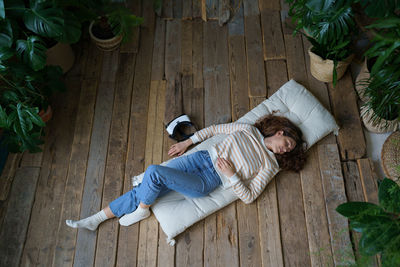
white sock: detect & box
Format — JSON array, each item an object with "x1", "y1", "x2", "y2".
[
  {"x1": 66, "y1": 210, "x2": 108, "y2": 231},
  {"x1": 119, "y1": 206, "x2": 150, "y2": 226}
]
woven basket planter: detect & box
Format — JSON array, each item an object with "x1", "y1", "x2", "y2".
[
  {"x1": 381, "y1": 131, "x2": 400, "y2": 185},
  {"x1": 355, "y1": 58, "x2": 370, "y2": 102},
  {"x1": 360, "y1": 105, "x2": 399, "y2": 133},
  {"x1": 308, "y1": 47, "x2": 354, "y2": 83},
  {"x1": 89, "y1": 20, "x2": 123, "y2": 51}
]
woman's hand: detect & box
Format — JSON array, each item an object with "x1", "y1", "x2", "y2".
[
  {"x1": 168, "y1": 139, "x2": 192, "y2": 157},
  {"x1": 216, "y1": 158, "x2": 236, "y2": 177}
]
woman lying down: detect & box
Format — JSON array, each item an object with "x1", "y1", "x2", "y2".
[{"x1": 66, "y1": 114, "x2": 308, "y2": 230}]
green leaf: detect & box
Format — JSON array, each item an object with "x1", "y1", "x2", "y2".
[
  {"x1": 0, "y1": 46, "x2": 14, "y2": 61},
  {"x1": 24, "y1": 107, "x2": 45, "y2": 127},
  {"x1": 23, "y1": 1, "x2": 64, "y2": 38},
  {"x1": 379, "y1": 178, "x2": 400, "y2": 214},
  {"x1": 0, "y1": 19, "x2": 13, "y2": 48},
  {"x1": 55, "y1": 11, "x2": 81, "y2": 43},
  {"x1": 336, "y1": 202, "x2": 386, "y2": 220},
  {"x1": 359, "y1": 222, "x2": 397, "y2": 256},
  {"x1": 0, "y1": 105, "x2": 9, "y2": 128},
  {"x1": 15, "y1": 103, "x2": 28, "y2": 137},
  {"x1": 2, "y1": 90, "x2": 19, "y2": 103},
  {"x1": 0, "y1": 0, "x2": 4, "y2": 19},
  {"x1": 16, "y1": 36, "x2": 47, "y2": 71}
]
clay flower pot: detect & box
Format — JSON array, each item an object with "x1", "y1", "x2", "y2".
[
  {"x1": 39, "y1": 105, "x2": 53, "y2": 123},
  {"x1": 308, "y1": 47, "x2": 354, "y2": 83}
]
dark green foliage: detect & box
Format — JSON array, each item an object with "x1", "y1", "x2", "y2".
[
  {"x1": 336, "y1": 178, "x2": 400, "y2": 266},
  {"x1": 358, "y1": 0, "x2": 400, "y2": 18},
  {"x1": 360, "y1": 17, "x2": 400, "y2": 124}
]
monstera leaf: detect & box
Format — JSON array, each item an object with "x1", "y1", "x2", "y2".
[{"x1": 16, "y1": 36, "x2": 46, "y2": 71}]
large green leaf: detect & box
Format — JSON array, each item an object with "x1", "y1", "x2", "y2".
[
  {"x1": 55, "y1": 11, "x2": 81, "y2": 43},
  {"x1": 24, "y1": 107, "x2": 44, "y2": 127},
  {"x1": 336, "y1": 202, "x2": 387, "y2": 220},
  {"x1": 0, "y1": 0, "x2": 4, "y2": 19},
  {"x1": 359, "y1": 222, "x2": 397, "y2": 256},
  {"x1": 16, "y1": 36, "x2": 47, "y2": 71},
  {"x1": 378, "y1": 178, "x2": 400, "y2": 214},
  {"x1": 0, "y1": 46, "x2": 13, "y2": 61},
  {"x1": 0, "y1": 19, "x2": 13, "y2": 48},
  {"x1": 0, "y1": 105, "x2": 9, "y2": 128},
  {"x1": 23, "y1": 1, "x2": 64, "y2": 38}
]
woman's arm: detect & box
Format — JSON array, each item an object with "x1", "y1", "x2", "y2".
[
  {"x1": 229, "y1": 167, "x2": 279, "y2": 204},
  {"x1": 190, "y1": 123, "x2": 251, "y2": 144}
]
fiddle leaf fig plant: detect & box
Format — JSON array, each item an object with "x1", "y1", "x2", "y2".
[{"x1": 336, "y1": 178, "x2": 400, "y2": 266}]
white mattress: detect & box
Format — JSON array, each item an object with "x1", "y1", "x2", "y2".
[{"x1": 132, "y1": 80, "x2": 340, "y2": 245}]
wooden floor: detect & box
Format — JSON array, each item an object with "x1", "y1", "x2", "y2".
[{"x1": 0, "y1": 0, "x2": 381, "y2": 266}]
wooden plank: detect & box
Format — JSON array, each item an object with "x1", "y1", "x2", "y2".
[
  {"x1": 276, "y1": 171, "x2": 311, "y2": 267},
  {"x1": 300, "y1": 146, "x2": 334, "y2": 266},
  {"x1": 72, "y1": 50, "x2": 118, "y2": 267},
  {"x1": 176, "y1": 222, "x2": 204, "y2": 267},
  {"x1": 283, "y1": 31, "x2": 309, "y2": 87},
  {"x1": 183, "y1": 0, "x2": 192, "y2": 19},
  {"x1": 244, "y1": 4, "x2": 266, "y2": 97},
  {"x1": 162, "y1": 0, "x2": 173, "y2": 19},
  {"x1": 259, "y1": 0, "x2": 280, "y2": 11},
  {"x1": 261, "y1": 9, "x2": 285, "y2": 60},
  {"x1": 218, "y1": 0, "x2": 230, "y2": 26},
  {"x1": 182, "y1": 21, "x2": 193, "y2": 75},
  {"x1": 342, "y1": 161, "x2": 379, "y2": 266},
  {"x1": 174, "y1": 0, "x2": 183, "y2": 18},
  {"x1": 257, "y1": 180, "x2": 284, "y2": 267},
  {"x1": 328, "y1": 72, "x2": 366, "y2": 160},
  {"x1": 120, "y1": 0, "x2": 141, "y2": 53},
  {"x1": 52, "y1": 79, "x2": 98, "y2": 267},
  {"x1": 151, "y1": 17, "x2": 166, "y2": 81},
  {"x1": 250, "y1": 96, "x2": 266, "y2": 108},
  {"x1": 20, "y1": 149, "x2": 43, "y2": 167},
  {"x1": 193, "y1": 0, "x2": 202, "y2": 18},
  {"x1": 165, "y1": 20, "x2": 183, "y2": 124},
  {"x1": 265, "y1": 60, "x2": 288, "y2": 97},
  {"x1": 83, "y1": 41, "x2": 104, "y2": 80},
  {"x1": 0, "y1": 167, "x2": 40, "y2": 267},
  {"x1": 0, "y1": 153, "x2": 22, "y2": 201},
  {"x1": 137, "y1": 81, "x2": 165, "y2": 267},
  {"x1": 206, "y1": 0, "x2": 219, "y2": 19},
  {"x1": 203, "y1": 21, "x2": 231, "y2": 125},
  {"x1": 228, "y1": 1, "x2": 244, "y2": 36},
  {"x1": 201, "y1": 0, "x2": 207, "y2": 21},
  {"x1": 95, "y1": 52, "x2": 134, "y2": 267},
  {"x1": 20, "y1": 78, "x2": 81, "y2": 266},
  {"x1": 237, "y1": 200, "x2": 262, "y2": 267},
  {"x1": 318, "y1": 144, "x2": 356, "y2": 266},
  {"x1": 192, "y1": 20, "x2": 204, "y2": 89},
  {"x1": 357, "y1": 158, "x2": 379, "y2": 204},
  {"x1": 228, "y1": 35, "x2": 249, "y2": 121},
  {"x1": 117, "y1": 18, "x2": 156, "y2": 264}
]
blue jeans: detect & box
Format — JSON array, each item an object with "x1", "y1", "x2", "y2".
[{"x1": 109, "y1": 150, "x2": 221, "y2": 217}]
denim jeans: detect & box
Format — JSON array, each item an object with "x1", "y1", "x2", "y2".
[{"x1": 109, "y1": 150, "x2": 221, "y2": 217}]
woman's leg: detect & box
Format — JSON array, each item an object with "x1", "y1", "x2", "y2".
[{"x1": 65, "y1": 206, "x2": 115, "y2": 231}]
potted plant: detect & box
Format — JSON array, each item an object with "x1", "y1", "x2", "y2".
[
  {"x1": 336, "y1": 178, "x2": 400, "y2": 266},
  {"x1": 0, "y1": 63, "x2": 65, "y2": 153},
  {"x1": 356, "y1": 17, "x2": 400, "y2": 133},
  {"x1": 82, "y1": 0, "x2": 143, "y2": 51},
  {"x1": 286, "y1": 0, "x2": 356, "y2": 86}
]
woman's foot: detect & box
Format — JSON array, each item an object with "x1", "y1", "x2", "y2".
[
  {"x1": 66, "y1": 210, "x2": 108, "y2": 231},
  {"x1": 119, "y1": 206, "x2": 151, "y2": 226}
]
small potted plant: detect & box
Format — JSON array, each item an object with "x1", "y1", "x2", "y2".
[
  {"x1": 286, "y1": 0, "x2": 356, "y2": 86},
  {"x1": 356, "y1": 17, "x2": 400, "y2": 133},
  {"x1": 83, "y1": 0, "x2": 143, "y2": 51},
  {"x1": 336, "y1": 178, "x2": 400, "y2": 266}
]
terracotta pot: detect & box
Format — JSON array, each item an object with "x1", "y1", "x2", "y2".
[
  {"x1": 46, "y1": 42, "x2": 75, "y2": 73},
  {"x1": 39, "y1": 105, "x2": 52, "y2": 123},
  {"x1": 89, "y1": 20, "x2": 123, "y2": 51},
  {"x1": 308, "y1": 47, "x2": 354, "y2": 83},
  {"x1": 360, "y1": 105, "x2": 398, "y2": 133},
  {"x1": 355, "y1": 58, "x2": 370, "y2": 102}
]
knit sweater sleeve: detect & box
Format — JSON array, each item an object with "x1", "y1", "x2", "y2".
[
  {"x1": 190, "y1": 123, "x2": 251, "y2": 144},
  {"x1": 229, "y1": 166, "x2": 279, "y2": 204}
]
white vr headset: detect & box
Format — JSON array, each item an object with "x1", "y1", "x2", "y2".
[{"x1": 165, "y1": 114, "x2": 196, "y2": 142}]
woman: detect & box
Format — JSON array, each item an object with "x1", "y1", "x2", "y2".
[{"x1": 66, "y1": 114, "x2": 307, "y2": 230}]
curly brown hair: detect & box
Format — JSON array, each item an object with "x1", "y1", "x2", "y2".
[{"x1": 254, "y1": 114, "x2": 308, "y2": 172}]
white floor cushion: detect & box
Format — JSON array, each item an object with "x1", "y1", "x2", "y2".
[{"x1": 132, "y1": 79, "x2": 339, "y2": 245}]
